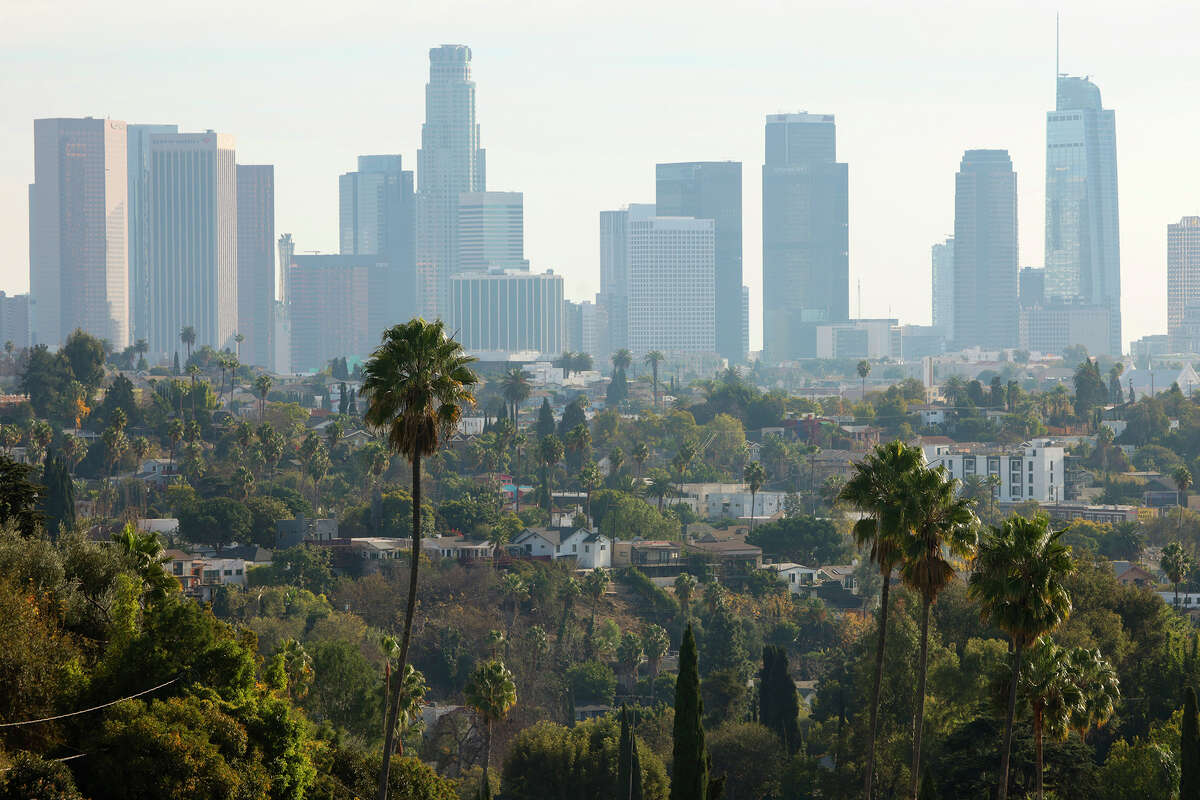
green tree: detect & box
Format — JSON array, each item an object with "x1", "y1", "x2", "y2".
[
  {"x1": 1020, "y1": 638, "x2": 1085, "y2": 800},
  {"x1": 632, "y1": 441, "x2": 649, "y2": 481},
  {"x1": 360, "y1": 318, "x2": 478, "y2": 800},
  {"x1": 969, "y1": 516, "x2": 1075, "y2": 800},
  {"x1": 642, "y1": 624, "x2": 670, "y2": 681},
  {"x1": 538, "y1": 434, "x2": 564, "y2": 512},
  {"x1": 1177, "y1": 466, "x2": 1194, "y2": 532},
  {"x1": 837, "y1": 439, "x2": 925, "y2": 797},
  {"x1": 895, "y1": 464, "x2": 977, "y2": 798},
  {"x1": 464, "y1": 659, "x2": 517, "y2": 790},
  {"x1": 500, "y1": 367, "x2": 532, "y2": 424},
  {"x1": 536, "y1": 398, "x2": 556, "y2": 440},
  {"x1": 707, "y1": 722, "x2": 785, "y2": 800},
  {"x1": 645, "y1": 351, "x2": 665, "y2": 410},
  {"x1": 857, "y1": 359, "x2": 871, "y2": 398},
  {"x1": 0, "y1": 454, "x2": 44, "y2": 537},
  {"x1": 743, "y1": 460, "x2": 766, "y2": 531},
  {"x1": 255, "y1": 374, "x2": 273, "y2": 421},
  {"x1": 1183, "y1": 686, "x2": 1200, "y2": 800},
  {"x1": 671, "y1": 624, "x2": 708, "y2": 800},
  {"x1": 759, "y1": 645, "x2": 800, "y2": 754}
]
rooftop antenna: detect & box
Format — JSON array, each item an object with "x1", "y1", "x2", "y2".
[{"x1": 1056, "y1": 12, "x2": 1061, "y2": 78}]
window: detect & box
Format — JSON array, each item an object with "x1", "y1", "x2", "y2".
[
  {"x1": 224, "y1": 569, "x2": 232, "y2": 576},
  {"x1": 174, "y1": 563, "x2": 183, "y2": 575}
]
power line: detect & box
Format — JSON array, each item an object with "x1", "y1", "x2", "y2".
[{"x1": 0, "y1": 676, "x2": 179, "y2": 728}]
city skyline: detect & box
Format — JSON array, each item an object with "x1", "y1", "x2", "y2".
[{"x1": 4, "y1": 3, "x2": 1198, "y2": 352}]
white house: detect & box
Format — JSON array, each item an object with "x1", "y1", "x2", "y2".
[
  {"x1": 574, "y1": 532, "x2": 613, "y2": 569},
  {"x1": 512, "y1": 528, "x2": 561, "y2": 558},
  {"x1": 770, "y1": 562, "x2": 820, "y2": 596}
]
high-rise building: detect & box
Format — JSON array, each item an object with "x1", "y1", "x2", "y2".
[
  {"x1": 952, "y1": 150, "x2": 1018, "y2": 351},
  {"x1": 1019, "y1": 304, "x2": 1110, "y2": 357},
  {"x1": 599, "y1": 206, "x2": 645, "y2": 353},
  {"x1": 146, "y1": 131, "x2": 238, "y2": 358},
  {"x1": 580, "y1": 300, "x2": 610, "y2": 363},
  {"x1": 1045, "y1": 75, "x2": 1121, "y2": 355},
  {"x1": 1019, "y1": 266, "x2": 1046, "y2": 308},
  {"x1": 762, "y1": 113, "x2": 849, "y2": 361},
  {"x1": 627, "y1": 206, "x2": 715, "y2": 356},
  {"x1": 1168, "y1": 217, "x2": 1200, "y2": 351},
  {"x1": 656, "y1": 162, "x2": 743, "y2": 361},
  {"x1": 931, "y1": 238, "x2": 955, "y2": 340},
  {"x1": 448, "y1": 270, "x2": 564, "y2": 356},
  {"x1": 127, "y1": 123, "x2": 178, "y2": 346},
  {"x1": 339, "y1": 155, "x2": 416, "y2": 324},
  {"x1": 287, "y1": 255, "x2": 375, "y2": 373},
  {"x1": 29, "y1": 117, "x2": 129, "y2": 348},
  {"x1": 741, "y1": 285, "x2": 750, "y2": 359},
  {"x1": 417, "y1": 45, "x2": 486, "y2": 319},
  {"x1": 457, "y1": 191, "x2": 527, "y2": 273},
  {"x1": 0, "y1": 293, "x2": 31, "y2": 351},
  {"x1": 236, "y1": 165, "x2": 275, "y2": 368}
]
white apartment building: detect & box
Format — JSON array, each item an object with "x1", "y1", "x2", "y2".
[
  {"x1": 676, "y1": 483, "x2": 786, "y2": 520},
  {"x1": 919, "y1": 438, "x2": 1065, "y2": 503}
]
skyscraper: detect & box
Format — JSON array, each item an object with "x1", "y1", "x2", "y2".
[
  {"x1": 417, "y1": 44, "x2": 486, "y2": 319},
  {"x1": 599, "y1": 206, "x2": 641, "y2": 353},
  {"x1": 762, "y1": 113, "x2": 849, "y2": 361},
  {"x1": 448, "y1": 270, "x2": 564, "y2": 356},
  {"x1": 627, "y1": 206, "x2": 715, "y2": 356},
  {"x1": 339, "y1": 155, "x2": 416, "y2": 324},
  {"x1": 952, "y1": 150, "x2": 1018, "y2": 351},
  {"x1": 1019, "y1": 266, "x2": 1046, "y2": 308},
  {"x1": 29, "y1": 117, "x2": 129, "y2": 348},
  {"x1": 1045, "y1": 75, "x2": 1121, "y2": 355},
  {"x1": 127, "y1": 123, "x2": 179, "y2": 347},
  {"x1": 457, "y1": 191, "x2": 527, "y2": 272},
  {"x1": 656, "y1": 162, "x2": 743, "y2": 362},
  {"x1": 1168, "y1": 217, "x2": 1200, "y2": 351},
  {"x1": 147, "y1": 131, "x2": 238, "y2": 357},
  {"x1": 931, "y1": 237, "x2": 954, "y2": 341},
  {"x1": 237, "y1": 164, "x2": 275, "y2": 368}
]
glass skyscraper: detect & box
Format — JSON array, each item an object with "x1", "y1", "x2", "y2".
[
  {"x1": 1045, "y1": 75, "x2": 1121, "y2": 355},
  {"x1": 655, "y1": 162, "x2": 743, "y2": 362},
  {"x1": 761, "y1": 113, "x2": 848, "y2": 362},
  {"x1": 952, "y1": 150, "x2": 1018, "y2": 351},
  {"x1": 339, "y1": 154, "x2": 416, "y2": 325}
]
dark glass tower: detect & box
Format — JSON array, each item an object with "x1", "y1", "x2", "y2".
[
  {"x1": 761, "y1": 113, "x2": 848, "y2": 361},
  {"x1": 656, "y1": 161, "x2": 743, "y2": 362},
  {"x1": 339, "y1": 155, "x2": 417, "y2": 325},
  {"x1": 952, "y1": 150, "x2": 1018, "y2": 350}
]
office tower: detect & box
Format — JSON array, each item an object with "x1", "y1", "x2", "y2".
[
  {"x1": 563, "y1": 300, "x2": 584, "y2": 353},
  {"x1": 0, "y1": 293, "x2": 32, "y2": 351},
  {"x1": 1045, "y1": 75, "x2": 1121, "y2": 355},
  {"x1": 1168, "y1": 217, "x2": 1200, "y2": 351},
  {"x1": 627, "y1": 206, "x2": 715, "y2": 355},
  {"x1": 287, "y1": 255, "x2": 375, "y2": 373},
  {"x1": 1019, "y1": 305, "x2": 1110, "y2": 356},
  {"x1": 931, "y1": 237, "x2": 955, "y2": 340},
  {"x1": 952, "y1": 150, "x2": 1018, "y2": 351},
  {"x1": 762, "y1": 113, "x2": 849, "y2": 361},
  {"x1": 29, "y1": 117, "x2": 129, "y2": 348},
  {"x1": 1019, "y1": 266, "x2": 1045, "y2": 308},
  {"x1": 416, "y1": 44, "x2": 486, "y2": 319},
  {"x1": 448, "y1": 270, "x2": 564, "y2": 355},
  {"x1": 339, "y1": 155, "x2": 416, "y2": 324},
  {"x1": 457, "y1": 191, "x2": 527, "y2": 272},
  {"x1": 599, "y1": 206, "x2": 641, "y2": 352},
  {"x1": 278, "y1": 233, "x2": 295, "y2": 303},
  {"x1": 236, "y1": 165, "x2": 275, "y2": 368},
  {"x1": 656, "y1": 162, "x2": 743, "y2": 361},
  {"x1": 146, "y1": 131, "x2": 238, "y2": 358},
  {"x1": 580, "y1": 300, "x2": 610, "y2": 363},
  {"x1": 741, "y1": 285, "x2": 750, "y2": 359},
  {"x1": 127, "y1": 123, "x2": 179, "y2": 346}
]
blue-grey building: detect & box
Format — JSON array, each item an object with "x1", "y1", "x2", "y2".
[
  {"x1": 761, "y1": 113, "x2": 848, "y2": 362},
  {"x1": 339, "y1": 154, "x2": 416, "y2": 325},
  {"x1": 127, "y1": 123, "x2": 179, "y2": 347},
  {"x1": 952, "y1": 150, "x2": 1018, "y2": 351},
  {"x1": 1045, "y1": 75, "x2": 1120, "y2": 355},
  {"x1": 656, "y1": 161, "x2": 744, "y2": 362}
]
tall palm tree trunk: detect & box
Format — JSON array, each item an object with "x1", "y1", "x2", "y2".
[
  {"x1": 483, "y1": 717, "x2": 492, "y2": 784},
  {"x1": 864, "y1": 573, "x2": 892, "y2": 799},
  {"x1": 378, "y1": 455, "x2": 423, "y2": 800},
  {"x1": 909, "y1": 596, "x2": 932, "y2": 799},
  {"x1": 1035, "y1": 709, "x2": 1044, "y2": 800},
  {"x1": 998, "y1": 641, "x2": 1024, "y2": 800}
]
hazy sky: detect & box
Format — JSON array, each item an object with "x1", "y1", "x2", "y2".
[{"x1": 2, "y1": 0, "x2": 1196, "y2": 352}]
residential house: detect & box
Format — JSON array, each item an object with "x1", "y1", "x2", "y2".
[
  {"x1": 276, "y1": 517, "x2": 339, "y2": 548},
  {"x1": 512, "y1": 528, "x2": 561, "y2": 559},
  {"x1": 573, "y1": 531, "x2": 613, "y2": 570},
  {"x1": 630, "y1": 540, "x2": 683, "y2": 573},
  {"x1": 1112, "y1": 561, "x2": 1156, "y2": 587},
  {"x1": 685, "y1": 537, "x2": 763, "y2": 571},
  {"x1": 817, "y1": 564, "x2": 858, "y2": 593},
  {"x1": 770, "y1": 562, "x2": 821, "y2": 596}
]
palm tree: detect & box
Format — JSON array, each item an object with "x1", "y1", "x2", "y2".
[
  {"x1": 360, "y1": 318, "x2": 478, "y2": 800},
  {"x1": 579, "y1": 461, "x2": 602, "y2": 522},
  {"x1": 1161, "y1": 541, "x2": 1192, "y2": 608},
  {"x1": 464, "y1": 659, "x2": 517, "y2": 794},
  {"x1": 644, "y1": 351, "x2": 665, "y2": 409},
  {"x1": 642, "y1": 623, "x2": 670, "y2": 681},
  {"x1": 500, "y1": 367, "x2": 532, "y2": 424},
  {"x1": 674, "y1": 571, "x2": 697, "y2": 634},
  {"x1": 234, "y1": 332, "x2": 244, "y2": 360},
  {"x1": 254, "y1": 374, "x2": 272, "y2": 422},
  {"x1": 278, "y1": 638, "x2": 314, "y2": 700},
  {"x1": 180, "y1": 325, "x2": 196, "y2": 363},
  {"x1": 1019, "y1": 638, "x2": 1083, "y2": 800},
  {"x1": 646, "y1": 469, "x2": 675, "y2": 512},
  {"x1": 632, "y1": 441, "x2": 649, "y2": 481},
  {"x1": 857, "y1": 359, "x2": 871, "y2": 398},
  {"x1": 225, "y1": 356, "x2": 240, "y2": 408},
  {"x1": 111, "y1": 523, "x2": 176, "y2": 603},
  {"x1": 186, "y1": 363, "x2": 201, "y2": 419},
  {"x1": 612, "y1": 348, "x2": 632, "y2": 373},
  {"x1": 895, "y1": 465, "x2": 977, "y2": 799},
  {"x1": 583, "y1": 567, "x2": 609, "y2": 629},
  {"x1": 969, "y1": 515, "x2": 1075, "y2": 800},
  {"x1": 538, "y1": 434, "x2": 564, "y2": 512},
  {"x1": 1066, "y1": 646, "x2": 1120, "y2": 740},
  {"x1": 233, "y1": 465, "x2": 255, "y2": 501},
  {"x1": 1175, "y1": 466, "x2": 1193, "y2": 531},
  {"x1": 743, "y1": 460, "x2": 766, "y2": 530},
  {"x1": 837, "y1": 439, "x2": 926, "y2": 799},
  {"x1": 167, "y1": 418, "x2": 184, "y2": 469}
]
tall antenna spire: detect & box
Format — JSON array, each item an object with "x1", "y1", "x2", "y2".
[{"x1": 1056, "y1": 11, "x2": 1060, "y2": 78}]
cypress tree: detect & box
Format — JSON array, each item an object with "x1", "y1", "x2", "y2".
[
  {"x1": 41, "y1": 451, "x2": 74, "y2": 540},
  {"x1": 172, "y1": 351, "x2": 181, "y2": 375},
  {"x1": 617, "y1": 706, "x2": 632, "y2": 799},
  {"x1": 537, "y1": 398, "x2": 556, "y2": 440},
  {"x1": 630, "y1": 723, "x2": 645, "y2": 800},
  {"x1": 671, "y1": 624, "x2": 708, "y2": 800},
  {"x1": 1184, "y1": 687, "x2": 1200, "y2": 800},
  {"x1": 759, "y1": 645, "x2": 801, "y2": 754}
]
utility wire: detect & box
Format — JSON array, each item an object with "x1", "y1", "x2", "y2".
[{"x1": 0, "y1": 676, "x2": 179, "y2": 728}]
